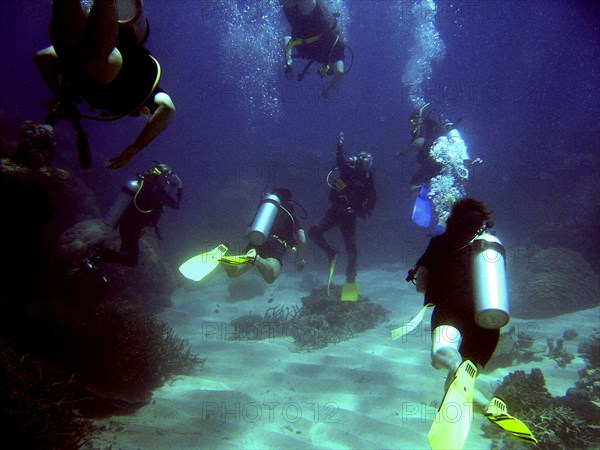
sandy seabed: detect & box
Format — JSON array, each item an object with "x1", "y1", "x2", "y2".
[{"x1": 92, "y1": 263, "x2": 599, "y2": 450}]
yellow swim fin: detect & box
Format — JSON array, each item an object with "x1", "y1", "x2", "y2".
[
  {"x1": 485, "y1": 397, "x2": 538, "y2": 444},
  {"x1": 391, "y1": 304, "x2": 434, "y2": 341},
  {"x1": 219, "y1": 248, "x2": 257, "y2": 266},
  {"x1": 326, "y1": 254, "x2": 337, "y2": 297},
  {"x1": 178, "y1": 243, "x2": 228, "y2": 281},
  {"x1": 428, "y1": 360, "x2": 478, "y2": 450},
  {"x1": 341, "y1": 280, "x2": 358, "y2": 301}
]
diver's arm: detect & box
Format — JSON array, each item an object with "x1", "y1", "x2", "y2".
[
  {"x1": 397, "y1": 136, "x2": 425, "y2": 158},
  {"x1": 415, "y1": 266, "x2": 428, "y2": 293},
  {"x1": 335, "y1": 131, "x2": 345, "y2": 165},
  {"x1": 107, "y1": 92, "x2": 176, "y2": 170},
  {"x1": 322, "y1": 60, "x2": 344, "y2": 99}
]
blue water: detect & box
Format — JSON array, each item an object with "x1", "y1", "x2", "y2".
[{"x1": 1, "y1": 0, "x2": 598, "y2": 267}]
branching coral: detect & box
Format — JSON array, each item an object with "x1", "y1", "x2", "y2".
[
  {"x1": 576, "y1": 330, "x2": 600, "y2": 401},
  {"x1": 0, "y1": 339, "x2": 95, "y2": 449},
  {"x1": 229, "y1": 286, "x2": 390, "y2": 351},
  {"x1": 546, "y1": 338, "x2": 575, "y2": 368},
  {"x1": 486, "y1": 326, "x2": 544, "y2": 372},
  {"x1": 230, "y1": 305, "x2": 301, "y2": 341},
  {"x1": 292, "y1": 285, "x2": 390, "y2": 350}
]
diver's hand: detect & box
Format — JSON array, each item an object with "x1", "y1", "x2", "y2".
[
  {"x1": 336, "y1": 132, "x2": 344, "y2": 152},
  {"x1": 295, "y1": 258, "x2": 306, "y2": 272},
  {"x1": 107, "y1": 145, "x2": 139, "y2": 170}
]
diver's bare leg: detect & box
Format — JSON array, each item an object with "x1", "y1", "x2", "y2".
[
  {"x1": 83, "y1": 0, "x2": 122, "y2": 83},
  {"x1": 34, "y1": 46, "x2": 62, "y2": 98},
  {"x1": 255, "y1": 257, "x2": 281, "y2": 284}
]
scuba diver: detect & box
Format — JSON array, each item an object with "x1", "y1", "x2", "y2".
[
  {"x1": 34, "y1": 0, "x2": 175, "y2": 170},
  {"x1": 280, "y1": 0, "x2": 348, "y2": 99},
  {"x1": 398, "y1": 198, "x2": 537, "y2": 449},
  {"x1": 397, "y1": 104, "x2": 477, "y2": 232},
  {"x1": 221, "y1": 187, "x2": 306, "y2": 284},
  {"x1": 82, "y1": 162, "x2": 182, "y2": 271},
  {"x1": 308, "y1": 132, "x2": 376, "y2": 301}
]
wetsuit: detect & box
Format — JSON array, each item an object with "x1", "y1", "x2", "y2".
[
  {"x1": 416, "y1": 233, "x2": 500, "y2": 368},
  {"x1": 283, "y1": 0, "x2": 344, "y2": 65},
  {"x1": 309, "y1": 147, "x2": 376, "y2": 283},
  {"x1": 56, "y1": 26, "x2": 162, "y2": 118},
  {"x1": 98, "y1": 174, "x2": 179, "y2": 267}
]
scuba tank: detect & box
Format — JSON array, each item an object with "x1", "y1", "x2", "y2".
[
  {"x1": 446, "y1": 128, "x2": 470, "y2": 161},
  {"x1": 117, "y1": 0, "x2": 148, "y2": 45},
  {"x1": 472, "y1": 233, "x2": 510, "y2": 329},
  {"x1": 246, "y1": 193, "x2": 282, "y2": 246},
  {"x1": 103, "y1": 179, "x2": 140, "y2": 228}
]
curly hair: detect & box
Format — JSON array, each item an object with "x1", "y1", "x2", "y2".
[{"x1": 446, "y1": 198, "x2": 491, "y2": 232}]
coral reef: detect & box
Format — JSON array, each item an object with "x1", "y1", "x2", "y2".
[
  {"x1": 229, "y1": 286, "x2": 390, "y2": 350},
  {"x1": 546, "y1": 338, "x2": 574, "y2": 368},
  {"x1": 292, "y1": 285, "x2": 389, "y2": 350},
  {"x1": 483, "y1": 368, "x2": 600, "y2": 449},
  {"x1": 576, "y1": 330, "x2": 600, "y2": 401},
  {"x1": 508, "y1": 247, "x2": 600, "y2": 318},
  {"x1": 485, "y1": 326, "x2": 544, "y2": 372},
  {"x1": 0, "y1": 148, "x2": 200, "y2": 446},
  {"x1": 0, "y1": 339, "x2": 95, "y2": 449},
  {"x1": 230, "y1": 304, "x2": 300, "y2": 341}
]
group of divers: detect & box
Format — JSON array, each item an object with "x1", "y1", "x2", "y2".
[{"x1": 16, "y1": 0, "x2": 540, "y2": 448}]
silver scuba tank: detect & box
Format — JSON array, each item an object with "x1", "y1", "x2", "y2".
[
  {"x1": 246, "y1": 193, "x2": 282, "y2": 246},
  {"x1": 472, "y1": 233, "x2": 510, "y2": 329},
  {"x1": 103, "y1": 179, "x2": 140, "y2": 228},
  {"x1": 117, "y1": 0, "x2": 148, "y2": 45},
  {"x1": 447, "y1": 128, "x2": 470, "y2": 161}
]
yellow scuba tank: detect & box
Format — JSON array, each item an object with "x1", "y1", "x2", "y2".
[
  {"x1": 103, "y1": 178, "x2": 140, "y2": 228},
  {"x1": 246, "y1": 193, "x2": 282, "y2": 246},
  {"x1": 472, "y1": 233, "x2": 510, "y2": 329}
]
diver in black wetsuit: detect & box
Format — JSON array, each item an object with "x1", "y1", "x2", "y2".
[
  {"x1": 34, "y1": 0, "x2": 175, "y2": 170},
  {"x1": 85, "y1": 163, "x2": 182, "y2": 268},
  {"x1": 397, "y1": 105, "x2": 448, "y2": 187},
  {"x1": 223, "y1": 188, "x2": 306, "y2": 284},
  {"x1": 280, "y1": 0, "x2": 346, "y2": 98},
  {"x1": 309, "y1": 132, "x2": 376, "y2": 285}
]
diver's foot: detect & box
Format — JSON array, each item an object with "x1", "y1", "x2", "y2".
[
  {"x1": 326, "y1": 250, "x2": 337, "y2": 264},
  {"x1": 245, "y1": 248, "x2": 257, "y2": 264}
]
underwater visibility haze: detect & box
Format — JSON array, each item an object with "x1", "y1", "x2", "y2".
[{"x1": 0, "y1": 0, "x2": 599, "y2": 449}]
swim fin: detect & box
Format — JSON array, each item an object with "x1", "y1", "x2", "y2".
[
  {"x1": 428, "y1": 360, "x2": 478, "y2": 450},
  {"x1": 391, "y1": 303, "x2": 434, "y2": 341},
  {"x1": 411, "y1": 184, "x2": 432, "y2": 227},
  {"x1": 219, "y1": 248, "x2": 257, "y2": 266},
  {"x1": 341, "y1": 280, "x2": 358, "y2": 301},
  {"x1": 484, "y1": 397, "x2": 538, "y2": 444},
  {"x1": 326, "y1": 254, "x2": 337, "y2": 296},
  {"x1": 178, "y1": 243, "x2": 228, "y2": 281}
]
